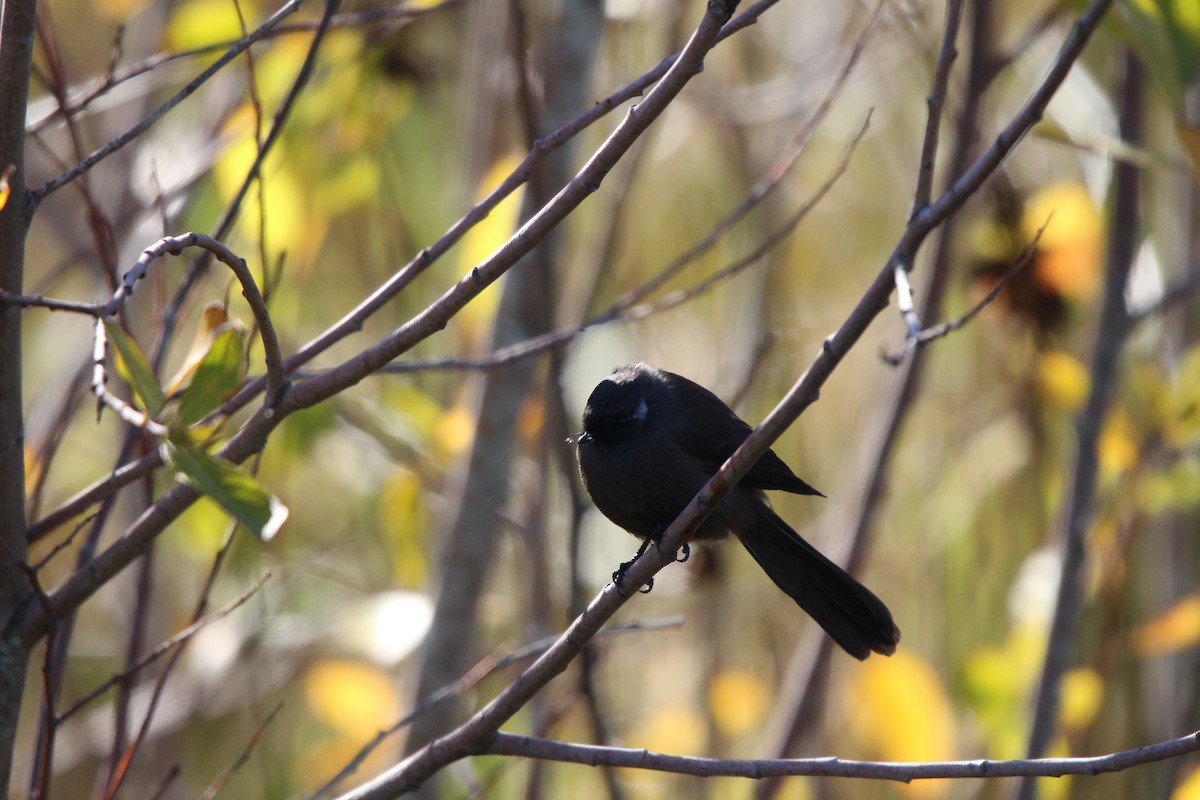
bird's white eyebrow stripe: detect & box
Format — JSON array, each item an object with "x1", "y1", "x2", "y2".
[{"x1": 633, "y1": 398, "x2": 648, "y2": 421}]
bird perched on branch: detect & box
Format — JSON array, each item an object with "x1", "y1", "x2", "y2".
[{"x1": 575, "y1": 363, "x2": 899, "y2": 660}]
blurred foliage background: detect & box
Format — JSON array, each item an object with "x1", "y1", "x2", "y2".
[{"x1": 13, "y1": 0, "x2": 1200, "y2": 798}]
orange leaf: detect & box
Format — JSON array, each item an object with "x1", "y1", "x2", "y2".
[
  {"x1": 1023, "y1": 182, "x2": 1102, "y2": 299},
  {"x1": 1134, "y1": 593, "x2": 1200, "y2": 656}
]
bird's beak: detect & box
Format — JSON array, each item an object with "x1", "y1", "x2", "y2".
[{"x1": 571, "y1": 431, "x2": 593, "y2": 445}]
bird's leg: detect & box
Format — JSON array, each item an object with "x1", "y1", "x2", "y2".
[
  {"x1": 612, "y1": 537, "x2": 655, "y2": 595},
  {"x1": 649, "y1": 523, "x2": 690, "y2": 563}
]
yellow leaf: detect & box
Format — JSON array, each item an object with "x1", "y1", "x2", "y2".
[
  {"x1": 1038, "y1": 351, "x2": 1089, "y2": 412},
  {"x1": 1137, "y1": 460, "x2": 1200, "y2": 513},
  {"x1": 213, "y1": 124, "x2": 308, "y2": 260},
  {"x1": 304, "y1": 659, "x2": 399, "y2": 738},
  {"x1": 454, "y1": 155, "x2": 525, "y2": 344},
  {"x1": 167, "y1": 0, "x2": 259, "y2": 50},
  {"x1": 1099, "y1": 408, "x2": 1140, "y2": 479},
  {"x1": 315, "y1": 154, "x2": 380, "y2": 215},
  {"x1": 1023, "y1": 182, "x2": 1102, "y2": 299},
  {"x1": 844, "y1": 650, "x2": 955, "y2": 799},
  {"x1": 165, "y1": 302, "x2": 229, "y2": 396},
  {"x1": 1173, "y1": 765, "x2": 1200, "y2": 800},
  {"x1": 435, "y1": 402, "x2": 475, "y2": 456},
  {"x1": 708, "y1": 669, "x2": 771, "y2": 738},
  {"x1": 1134, "y1": 593, "x2": 1200, "y2": 656},
  {"x1": 623, "y1": 704, "x2": 706, "y2": 758},
  {"x1": 24, "y1": 443, "x2": 42, "y2": 500},
  {"x1": 1166, "y1": 345, "x2": 1200, "y2": 445},
  {"x1": 381, "y1": 470, "x2": 428, "y2": 588},
  {"x1": 0, "y1": 165, "x2": 12, "y2": 212},
  {"x1": 1058, "y1": 668, "x2": 1104, "y2": 732}
]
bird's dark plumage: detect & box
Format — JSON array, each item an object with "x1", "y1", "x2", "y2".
[{"x1": 576, "y1": 363, "x2": 899, "y2": 659}]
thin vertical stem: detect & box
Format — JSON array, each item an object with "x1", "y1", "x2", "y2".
[{"x1": 1015, "y1": 49, "x2": 1143, "y2": 800}]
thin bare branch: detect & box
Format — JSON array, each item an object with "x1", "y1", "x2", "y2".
[
  {"x1": 379, "y1": 109, "x2": 872, "y2": 375},
  {"x1": 910, "y1": 220, "x2": 1046, "y2": 345},
  {"x1": 26, "y1": 452, "x2": 157, "y2": 543},
  {"x1": 485, "y1": 730, "x2": 1200, "y2": 781},
  {"x1": 24, "y1": 0, "x2": 467, "y2": 135},
  {"x1": 606, "y1": 0, "x2": 884, "y2": 314},
  {"x1": 911, "y1": 0, "x2": 965, "y2": 214},
  {"x1": 90, "y1": 320, "x2": 170, "y2": 438},
  {"x1": 30, "y1": 0, "x2": 307, "y2": 201},
  {"x1": 200, "y1": 701, "x2": 284, "y2": 800},
  {"x1": 310, "y1": 617, "x2": 681, "y2": 800},
  {"x1": 883, "y1": 215, "x2": 1049, "y2": 364},
  {"x1": 56, "y1": 571, "x2": 271, "y2": 721},
  {"x1": 10, "y1": 232, "x2": 284, "y2": 423},
  {"x1": 0, "y1": 290, "x2": 98, "y2": 314},
  {"x1": 909, "y1": 0, "x2": 1113, "y2": 240},
  {"x1": 101, "y1": 522, "x2": 252, "y2": 798}
]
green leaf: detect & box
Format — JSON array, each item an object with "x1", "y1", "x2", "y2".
[
  {"x1": 175, "y1": 323, "x2": 247, "y2": 426},
  {"x1": 165, "y1": 301, "x2": 230, "y2": 396},
  {"x1": 161, "y1": 441, "x2": 289, "y2": 541},
  {"x1": 103, "y1": 320, "x2": 166, "y2": 416}
]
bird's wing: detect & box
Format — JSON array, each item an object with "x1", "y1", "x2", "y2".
[
  {"x1": 666, "y1": 372, "x2": 822, "y2": 497},
  {"x1": 745, "y1": 451, "x2": 823, "y2": 496}
]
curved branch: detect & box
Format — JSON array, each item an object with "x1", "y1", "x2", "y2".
[
  {"x1": 103, "y1": 233, "x2": 285, "y2": 403},
  {"x1": 7, "y1": 232, "x2": 285, "y2": 415}
]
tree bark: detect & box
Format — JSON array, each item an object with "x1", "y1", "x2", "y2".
[{"x1": 0, "y1": 0, "x2": 39, "y2": 789}]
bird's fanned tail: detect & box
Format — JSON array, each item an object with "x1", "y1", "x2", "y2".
[{"x1": 738, "y1": 509, "x2": 899, "y2": 659}]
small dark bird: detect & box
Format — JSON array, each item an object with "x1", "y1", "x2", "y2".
[{"x1": 575, "y1": 363, "x2": 899, "y2": 659}]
